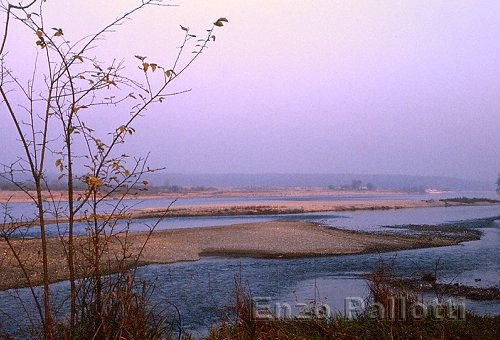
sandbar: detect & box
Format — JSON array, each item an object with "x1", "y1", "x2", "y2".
[{"x1": 0, "y1": 220, "x2": 477, "y2": 291}]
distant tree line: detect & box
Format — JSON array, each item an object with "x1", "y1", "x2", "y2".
[
  {"x1": 328, "y1": 179, "x2": 376, "y2": 191},
  {"x1": 0, "y1": 176, "x2": 217, "y2": 194},
  {"x1": 160, "y1": 185, "x2": 216, "y2": 193}
]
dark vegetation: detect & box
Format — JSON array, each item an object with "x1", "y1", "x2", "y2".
[
  {"x1": 385, "y1": 223, "x2": 484, "y2": 243},
  {"x1": 398, "y1": 279, "x2": 500, "y2": 301},
  {"x1": 209, "y1": 314, "x2": 500, "y2": 339},
  {"x1": 440, "y1": 197, "x2": 500, "y2": 204}
]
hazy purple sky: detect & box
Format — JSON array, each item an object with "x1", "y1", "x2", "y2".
[{"x1": 1, "y1": 0, "x2": 499, "y2": 182}]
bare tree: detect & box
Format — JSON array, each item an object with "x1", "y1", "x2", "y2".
[{"x1": 0, "y1": 0, "x2": 227, "y2": 337}]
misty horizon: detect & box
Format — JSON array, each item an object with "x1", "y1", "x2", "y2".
[{"x1": 31, "y1": 171, "x2": 494, "y2": 191}]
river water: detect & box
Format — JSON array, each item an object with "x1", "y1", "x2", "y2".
[{"x1": 0, "y1": 191, "x2": 499, "y2": 336}]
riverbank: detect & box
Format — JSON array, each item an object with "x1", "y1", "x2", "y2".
[{"x1": 0, "y1": 220, "x2": 481, "y2": 291}]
